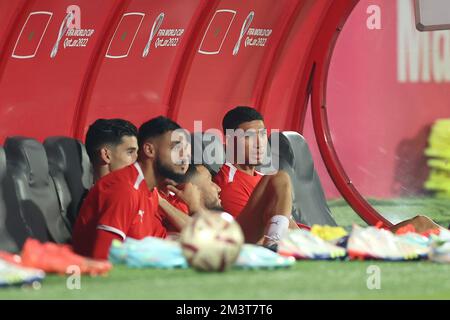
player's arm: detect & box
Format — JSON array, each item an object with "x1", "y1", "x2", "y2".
[
  {"x1": 158, "y1": 182, "x2": 203, "y2": 231},
  {"x1": 94, "y1": 186, "x2": 136, "y2": 258},
  {"x1": 166, "y1": 183, "x2": 202, "y2": 215},
  {"x1": 158, "y1": 197, "x2": 192, "y2": 232},
  {"x1": 91, "y1": 229, "x2": 122, "y2": 260}
]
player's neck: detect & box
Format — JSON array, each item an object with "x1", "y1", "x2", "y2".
[
  {"x1": 95, "y1": 166, "x2": 110, "y2": 183},
  {"x1": 157, "y1": 184, "x2": 169, "y2": 195},
  {"x1": 137, "y1": 160, "x2": 157, "y2": 190},
  {"x1": 233, "y1": 163, "x2": 256, "y2": 176}
]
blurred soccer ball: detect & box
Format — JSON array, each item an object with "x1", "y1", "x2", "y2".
[{"x1": 180, "y1": 211, "x2": 244, "y2": 272}]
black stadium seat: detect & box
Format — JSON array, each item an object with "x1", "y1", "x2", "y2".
[
  {"x1": 44, "y1": 137, "x2": 93, "y2": 229},
  {"x1": 4, "y1": 137, "x2": 71, "y2": 243},
  {"x1": 0, "y1": 146, "x2": 31, "y2": 253}
]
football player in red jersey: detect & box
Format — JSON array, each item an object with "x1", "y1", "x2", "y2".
[
  {"x1": 214, "y1": 107, "x2": 445, "y2": 241},
  {"x1": 72, "y1": 116, "x2": 200, "y2": 259},
  {"x1": 84, "y1": 118, "x2": 139, "y2": 183},
  {"x1": 83, "y1": 117, "x2": 194, "y2": 234},
  {"x1": 213, "y1": 106, "x2": 298, "y2": 249},
  {"x1": 181, "y1": 163, "x2": 295, "y2": 249}
]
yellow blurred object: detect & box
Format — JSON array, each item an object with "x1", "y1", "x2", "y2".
[
  {"x1": 425, "y1": 169, "x2": 450, "y2": 191},
  {"x1": 424, "y1": 119, "x2": 450, "y2": 198},
  {"x1": 310, "y1": 225, "x2": 348, "y2": 242},
  {"x1": 427, "y1": 158, "x2": 450, "y2": 172},
  {"x1": 425, "y1": 119, "x2": 450, "y2": 159}
]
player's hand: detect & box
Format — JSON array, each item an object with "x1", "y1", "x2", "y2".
[
  {"x1": 156, "y1": 189, "x2": 165, "y2": 206},
  {"x1": 162, "y1": 178, "x2": 178, "y2": 188},
  {"x1": 166, "y1": 183, "x2": 202, "y2": 214}
]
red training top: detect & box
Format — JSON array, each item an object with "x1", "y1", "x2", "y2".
[
  {"x1": 159, "y1": 191, "x2": 189, "y2": 232},
  {"x1": 72, "y1": 162, "x2": 166, "y2": 259},
  {"x1": 213, "y1": 163, "x2": 262, "y2": 218}
]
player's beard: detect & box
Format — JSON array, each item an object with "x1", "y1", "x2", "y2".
[
  {"x1": 204, "y1": 199, "x2": 223, "y2": 211},
  {"x1": 208, "y1": 205, "x2": 224, "y2": 211},
  {"x1": 155, "y1": 157, "x2": 186, "y2": 183}
]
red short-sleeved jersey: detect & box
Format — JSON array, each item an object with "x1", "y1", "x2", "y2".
[
  {"x1": 213, "y1": 163, "x2": 262, "y2": 218},
  {"x1": 158, "y1": 191, "x2": 189, "y2": 232},
  {"x1": 72, "y1": 162, "x2": 166, "y2": 257}
]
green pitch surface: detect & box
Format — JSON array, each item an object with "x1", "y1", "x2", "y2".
[
  {"x1": 0, "y1": 197, "x2": 449, "y2": 300},
  {"x1": 0, "y1": 261, "x2": 449, "y2": 300}
]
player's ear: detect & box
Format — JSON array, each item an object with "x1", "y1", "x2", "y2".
[
  {"x1": 99, "y1": 147, "x2": 111, "y2": 164},
  {"x1": 142, "y1": 141, "x2": 156, "y2": 159}
]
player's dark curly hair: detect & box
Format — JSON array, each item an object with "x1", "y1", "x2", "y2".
[
  {"x1": 138, "y1": 116, "x2": 182, "y2": 148},
  {"x1": 222, "y1": 106, "x2": 264, "y2": 132},
  {"x1": 85, "y1": 118, "x2": 137, "y2": 165}
]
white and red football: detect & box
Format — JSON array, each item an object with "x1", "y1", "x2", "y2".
[{"x1": 180, "y1": 211, "x2": 244, "y2": 272}]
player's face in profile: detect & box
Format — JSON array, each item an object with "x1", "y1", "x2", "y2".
[
  {"x1": 236, "y1": 120, "x2": 267, "y2": 166},
  {"x1": 108, "y1": 135, "x2": 138, "y2": 171},
  {"x1": 191, "y1": 165, "x2": 222, "y2": 209},
  {"x1": 155, "y1": 130, "x2": 190, "y2": 182}
]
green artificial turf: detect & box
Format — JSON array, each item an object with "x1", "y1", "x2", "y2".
[
  {"x1": 329, "y1": 197, "x2": 450, "y2": 228},
  {"x1": 0, "y1": 197, "x2": 449, "y2": 300},
  {"x1": 0, "y1": 262, "x2": 449, "y2": 300}
]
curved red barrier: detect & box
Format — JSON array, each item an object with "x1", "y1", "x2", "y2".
[{"x1": 308, "y1": 0, "x2": 392, "y2": 227}]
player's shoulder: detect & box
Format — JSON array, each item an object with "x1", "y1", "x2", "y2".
[
  {"x1": 97, "y1": 164, "x2": 143, "y2": 193},
  {"x1": 214, "y1": 163, "x2": 228, "y2": 176},
  {"x1": 157, "y1": 190, "x2": 187, "y2": 213},
  {"x1": 254, "y1": 169, "x2": 264, "y2": 176},
  {"x1": 214, "y1": 163, "x2": 237, "y2": 183}
]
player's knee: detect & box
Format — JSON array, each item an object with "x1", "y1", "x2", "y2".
[
  {"x1": 411, "y1": 215, "x2": 429, "y2": 224},
  {"x1": 268, "y1": 170, "x2": 291, "y2": 193}
]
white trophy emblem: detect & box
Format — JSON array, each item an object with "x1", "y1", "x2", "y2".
[
  {"x1": 232, "y1": 11, "x2": 254, "y2": 56},
  {"x1": 142, "y1": 12, "x2": 165, "y2": 57},
  {"x1": 50, "y1": 11, "x2": 75, "y2": 58}
]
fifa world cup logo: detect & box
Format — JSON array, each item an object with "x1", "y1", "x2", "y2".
[
  {"x1": 232, "y1": 11, "x2": 254, "y2": 56},
  {"x1": 142, "y1": 12, "x2": 165, "y2": 57},
  {"x1": 50, "y1": 11, "x2": 75, "y2": 58}
]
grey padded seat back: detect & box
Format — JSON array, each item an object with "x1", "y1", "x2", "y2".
[
  {"x1": 191, "y1": 132, "x2": 225, "y2": 175},
  {"x1": 256, "y1": 133, "x2": 306, "y2": 223},
  {"x1": 0, "y1": 146, "x2": 31, "y2": 252},
  {"x1": 4, "y1": 137, "x2": 71, "y2": 243},
  {"x1": 269, "y1": 131, "x2": 337, "y2": 226},
  {"x1": 44, "y1": 137, "x2": 93, "y2": 229}
]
